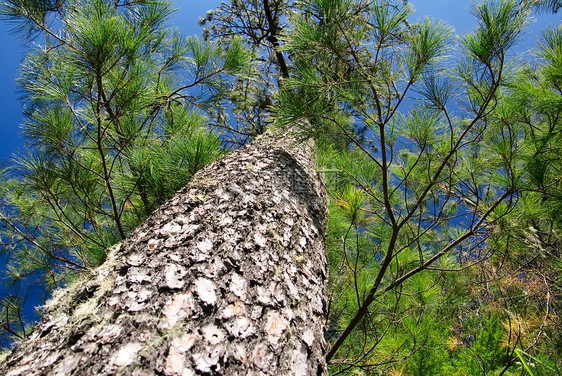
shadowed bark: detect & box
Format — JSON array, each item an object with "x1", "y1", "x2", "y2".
[{"x1": 0, "y1": 126, "x2": 328, "y2": 375}]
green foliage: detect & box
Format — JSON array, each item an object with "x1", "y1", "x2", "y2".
[
  {"x1": 0, "y1": 0, "x2": 560, "y2": 373},
  {"x1": 479, "y1": 23, "x2": 562, "y2": 374},
  {"x1": 200, "y1": 0, "x2": 293, "y2": 145},
  {"x1": 526, "y1": 0, "x2": 562, "y2": 14},
  {"x1": 275, "y1": 0, "x2": 561, "y2": 373},
  {"x1": 0, "y1": 0, "x2": 250, "y2": 347}
]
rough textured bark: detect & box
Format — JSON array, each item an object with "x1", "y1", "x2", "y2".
[{"x1": 0, "y1": 127, "x2": 328, "y2": 375}]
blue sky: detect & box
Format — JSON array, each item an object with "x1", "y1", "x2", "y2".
[{"x1": 0, "y1": 1, "x2": 558, "y2": 165}]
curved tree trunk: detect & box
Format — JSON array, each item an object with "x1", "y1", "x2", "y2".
[{"x1": 1, "y1": 127, "x2": 328, "y2": 375}]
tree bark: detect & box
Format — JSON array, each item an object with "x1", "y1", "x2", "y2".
[{"x1": 1, "y1": 126, "x2": 328, "y2": 375}]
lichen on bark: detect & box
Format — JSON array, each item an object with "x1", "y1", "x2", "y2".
[{"x1": 1, "y1": 126, "x2": 328, "y2": 375}]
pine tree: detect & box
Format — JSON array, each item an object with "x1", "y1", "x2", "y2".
[
  {"x1": 473, "y1": 23, "x2": 562, "y2": 375},
  {"x1": 275, "y1": 1, "x2": 533, "y2": 371},
  {"x1": 0, "y1": 0, "x2": 560, "y2": 374},
  {"x1": 0, "y1": 1, "x2": 329, "y2": 374},
  {"x1": 199, "y1": 0, "x2": 293, "y2": 145}
]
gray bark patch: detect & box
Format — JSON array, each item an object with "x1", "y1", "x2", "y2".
[{"x1": 1, "y1": 126, "x2": 328, "y2": 375}]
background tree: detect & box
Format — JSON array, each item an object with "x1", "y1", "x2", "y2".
[
  {"x1": 468, "y1": 23, "x2": 562, "y2": 375},
  {"x1": 273, "y1": 0, "x2": 558, "y2": 373}
]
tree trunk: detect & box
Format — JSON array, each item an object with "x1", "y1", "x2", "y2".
[{"x1": 1, "y1": 127, "x2": 328, "y2": 375}]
